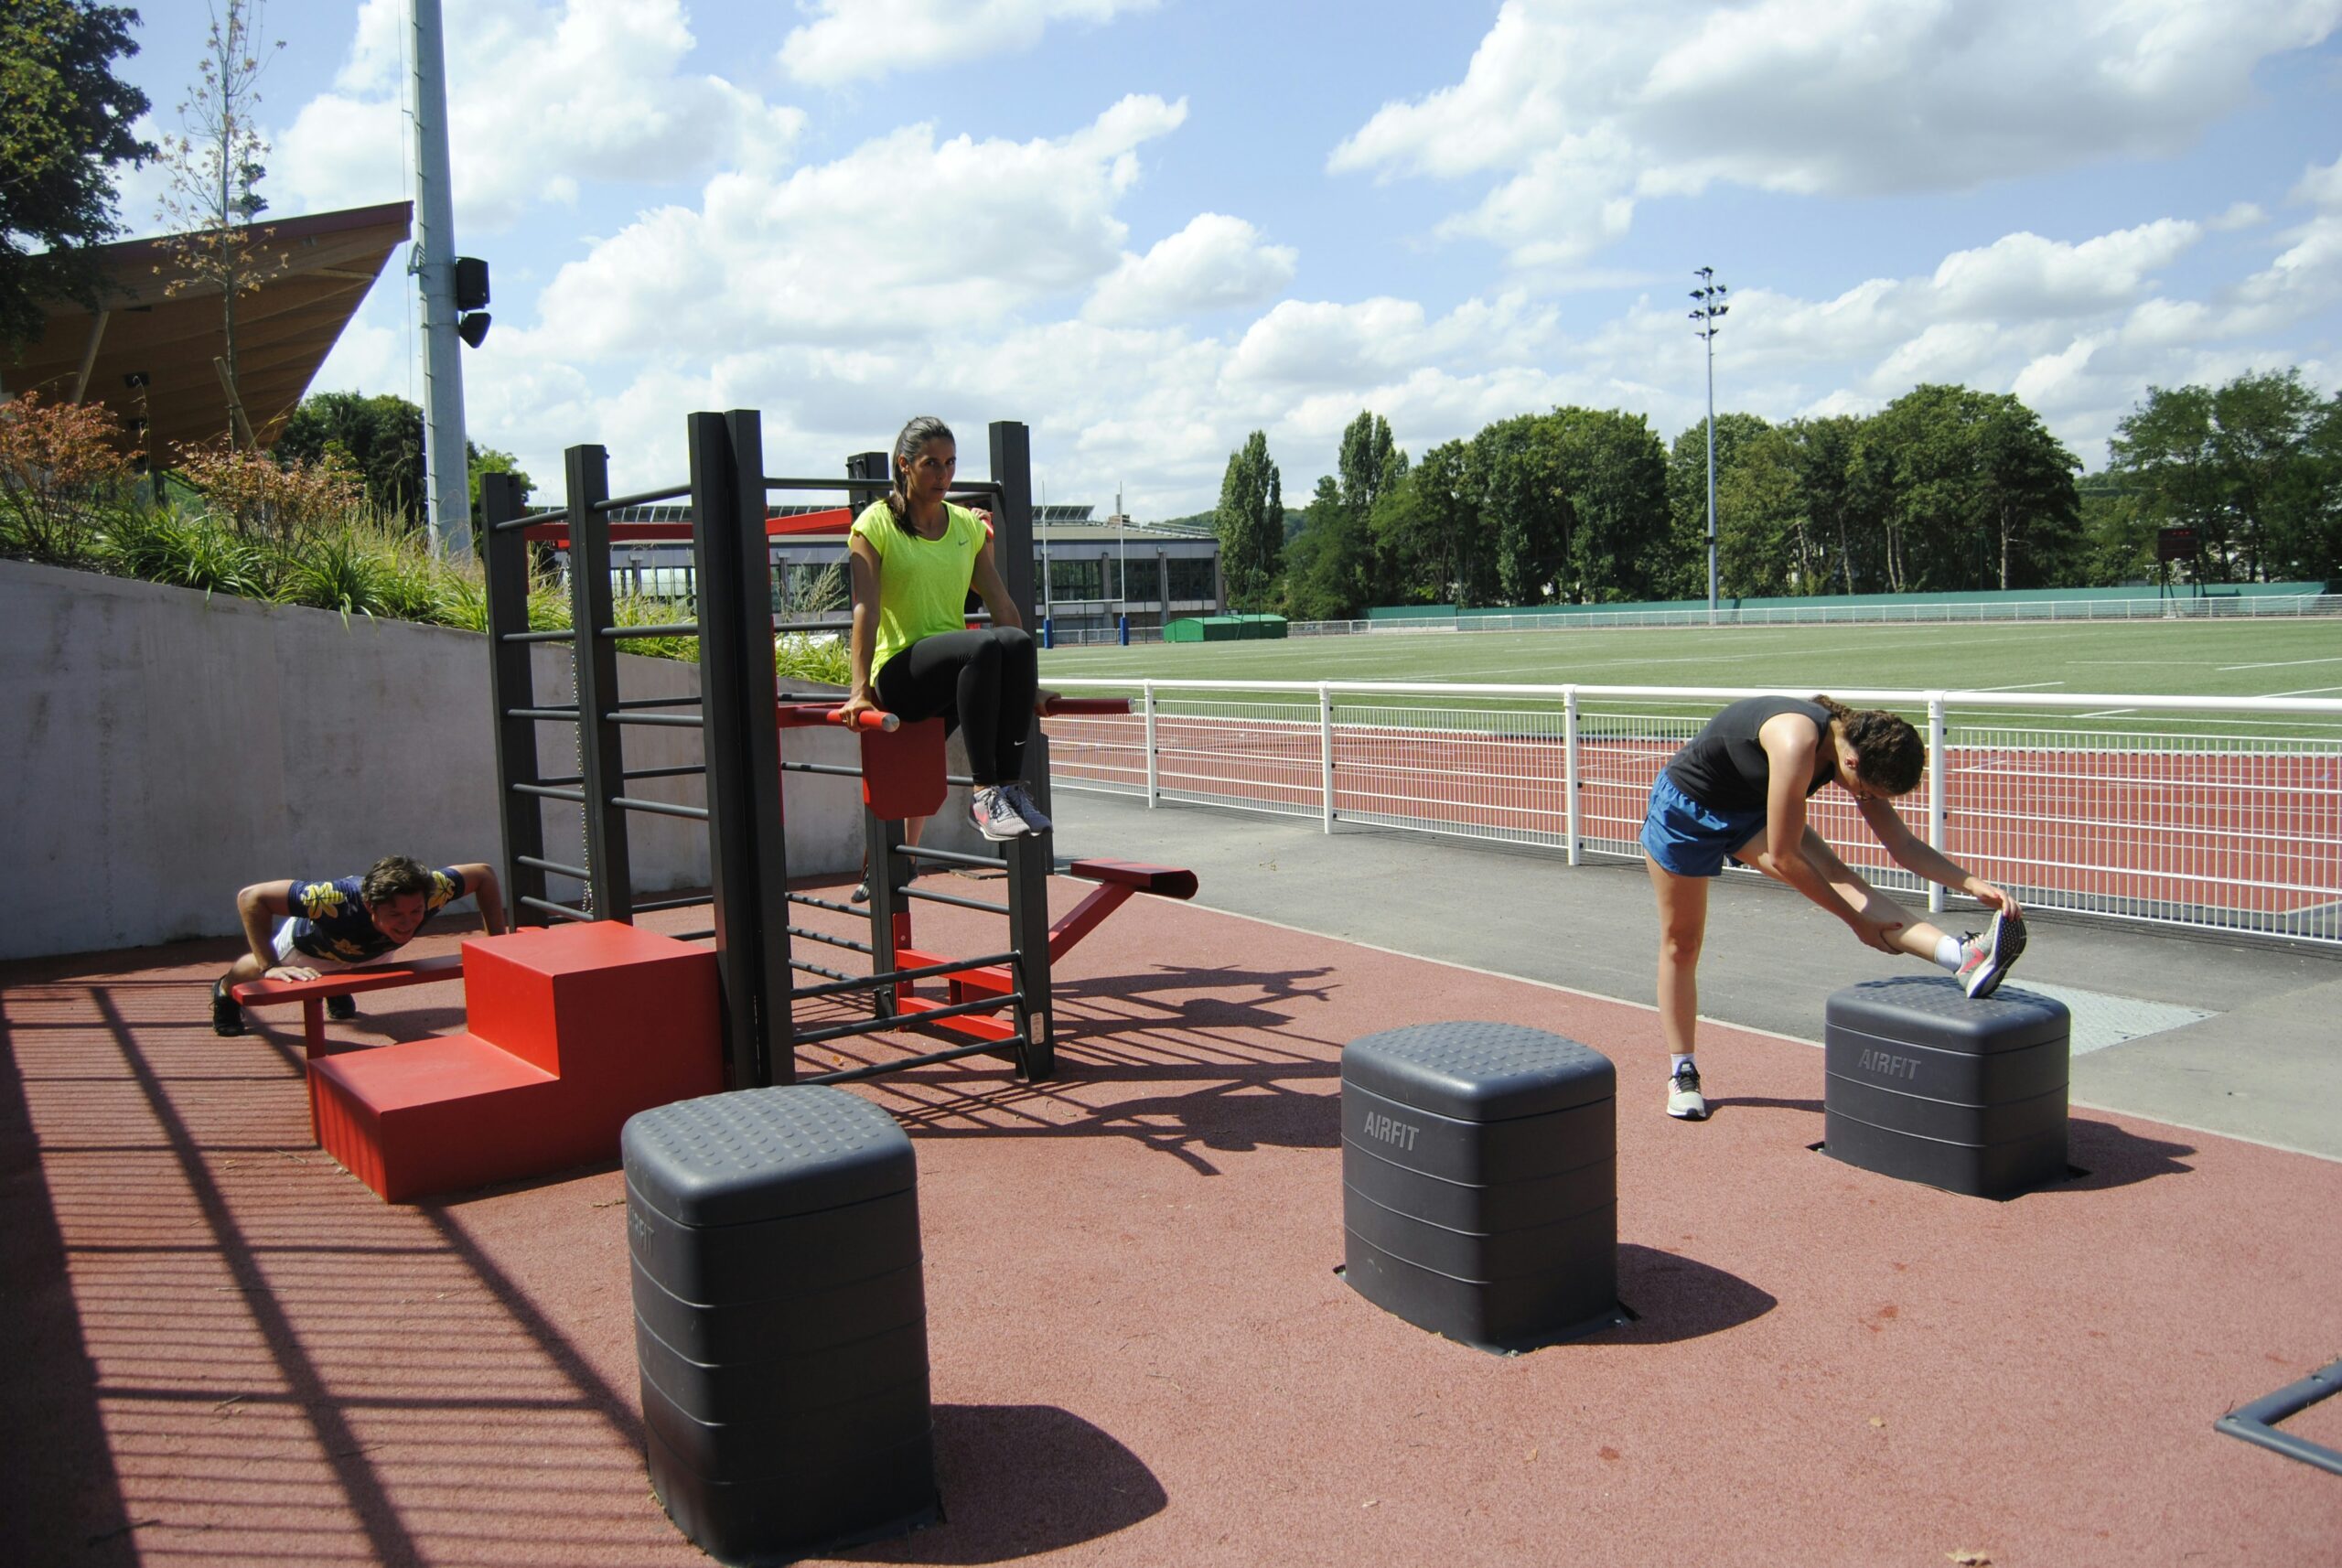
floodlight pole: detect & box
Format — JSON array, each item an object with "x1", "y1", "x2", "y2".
[
  {"x1": 1691, "y1": 267, "x2": 1728, "y2": 625},
  {"x1": 411, "y1": 0, "x2": 472, "y2": 559}
]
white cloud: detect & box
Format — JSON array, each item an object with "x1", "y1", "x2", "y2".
[
  {"x1": 1330, "y1": 0, "x2": 2342, "y2": 266},
  {"x1": 2293, "y1": 150, "x2": 2342, "y2": 209},
  {"x1": 1927, "y1": 222, "x2": 2201, "y2": 320},
  {"x1": 504, "y1": 96, "x2": 1187, "y2": 362},
  {"x1": 271, "y1": 0, "x2": 807, "y2": 231},
  {"x1": 779, "y1": 0, "x2": 1160, "y2": 86},
  {"x1": 1083, "y1": 215, "x2": 1297, "y2": 327}
]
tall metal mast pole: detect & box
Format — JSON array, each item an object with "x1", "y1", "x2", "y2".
[
  {"x1": 412, "y1": 0, "x2": 471, "y2": 558},
  {"x1": 1691, "y1": 267, "x2": 1729, "y2": 625}
]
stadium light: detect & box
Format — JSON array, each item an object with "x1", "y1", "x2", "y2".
[{"x1": 1690, "y1": 267, "x2": 1729, "y2": 624}]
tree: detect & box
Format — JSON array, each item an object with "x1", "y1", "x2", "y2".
[
  {"x1": 1371, "y1": 439, "x2": 1482, "y2": 605},
  {"x1": 2208, "y1": 370, "x2": 2330, "y2": 582},
  {"x1": 153, "y1": 0, "x2": 285, "y2": 446},
  {"x1": 1338, "y1": 410, "x2": 1397, "y2": 521},
  {"x1": 1281, "y1": 474, "x2": 1348, "y2": 621},
  {"x1": 1473, "y1": 414, "x2": 1565, "y2": 606},
  {"x1": 274, "y1": 392, "x2": 424, "y2": 521},
  {"x1": 1666, "y1": 412, "x2": 1770, "y2": 598},
  {"x1": 1780, "y1": 415, "x2": 1869, "y2": 593},
  {"x1": 1212, "y1": 431, "x2": 1284, "y2": 611},
  {"x1": 1851, "y1": 385, "x2": 2080, "y2": 593},
  {"x1": 276, "y1": 390, "x2": 534, "y2": 528},
  {"x1": 1546, "y1": 407, "x2": 1670, "y2": 603},
  {"x1": 0, "y1": 0, "x2": 154, "y2": 355},
  {"x1": 2105, "y1": 371, "x2": 2342, "y2": 585},
  {"x1": 1712, "y1": 424, "x2": 1807, "y2": 596},
  {"x1": 467, "y1": 443, "x2": 534, "y2": 524},
  {"x1": 2106, "y1": 382, "x2": 2225, "y2": 577}
]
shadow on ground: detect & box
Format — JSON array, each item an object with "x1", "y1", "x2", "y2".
[
  {"x1": 846, "y1": 1403, "x2": 1166, "y2": 1564},
  {"x1": 1596, "y1": 1243, "x2": 1778, "y2": 1346}
]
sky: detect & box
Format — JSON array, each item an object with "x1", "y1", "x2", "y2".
[{"x1": 103, "y1": 0, "x2": 2342, "y2": 521}]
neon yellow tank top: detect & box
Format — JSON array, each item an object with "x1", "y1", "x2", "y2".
[{"x1": 849, "y1": 499, "x2": 984, "y2": 671}]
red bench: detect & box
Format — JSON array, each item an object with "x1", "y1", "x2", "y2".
[
  {"x1": 232, "y1": 952, "x2": 467, "y2": 1064},
  {"x1": 239, "y1": 927, "x2": 721, "y2": 1202}
]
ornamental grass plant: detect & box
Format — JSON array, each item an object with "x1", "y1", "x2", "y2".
[{"x1": 5, "y1": 392, "x2": 855, "y2": 683}]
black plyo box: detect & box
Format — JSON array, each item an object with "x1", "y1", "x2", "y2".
[
  {"x1": 1823, "y1": 976, "x2": 2070, "y2": 1198},
  {"x1": 622, "y1": 1086, "x2": 939, "y2": 1563},
  {"x1": 1341, "y1": 1021, "x2": 1617, "y2": 1352}
]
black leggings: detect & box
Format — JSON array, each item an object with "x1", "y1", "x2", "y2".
[{"x1": 874, "y1": 627, "x2": 1037, "y2": 786}]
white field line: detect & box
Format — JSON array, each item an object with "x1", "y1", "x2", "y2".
[
  {"x1": 2267, "y1": 686, "x2": 2342, "y2": 697},
  {"x1": 1975, "y1": 681, "x2": 2067, "y2": 691},
  {"x1": 2219, "y1": 657, "x2": 2342, "y2": 671}
]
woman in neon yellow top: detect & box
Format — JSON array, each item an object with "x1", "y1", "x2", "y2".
[{"x1": 841, "y1": 416, "x2": 1049, "y2": 840}]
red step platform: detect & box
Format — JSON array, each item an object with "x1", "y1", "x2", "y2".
[{"x1": 307, "y1": 923, "x2": 722, "y2": 1202}]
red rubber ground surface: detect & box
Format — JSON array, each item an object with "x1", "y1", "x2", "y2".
[{"x1": 5, "y1": 885, "x2": 2337, "y2": 1566}]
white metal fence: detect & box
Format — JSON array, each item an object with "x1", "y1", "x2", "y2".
[
  {"x1": 1290, "y1": 593, "x2": 2342, "y2": 637},
  {"x1": 1040, "y1": 681, "x2": 2342, "y2": 946}
]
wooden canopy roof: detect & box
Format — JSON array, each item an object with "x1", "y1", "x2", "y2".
[{"x1": 3, "y1": 200, "x2": 413, "y2": 461}]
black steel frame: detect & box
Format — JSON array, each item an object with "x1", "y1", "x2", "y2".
[{"x1": 480, "y1": 409, "x2": 1052, "y2": 1090}]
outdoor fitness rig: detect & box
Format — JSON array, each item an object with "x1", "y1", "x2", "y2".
[{"x1": 477, "y1": 410, "x2": 1193, "y2": 1093}]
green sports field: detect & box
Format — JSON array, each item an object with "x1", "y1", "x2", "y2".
[{"x1": 1039, "y1": 618, "x2": 2342, "y2": 703}]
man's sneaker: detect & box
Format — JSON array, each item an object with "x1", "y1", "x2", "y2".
[
  {"x1": 970, "y1": 785, "x2": 1035, "y2": 841},
  {"x1": 210, "y1": 979, "x2": 248, "y2": 1038},
  {"x1": 1667, "y1": 1062, "x2": 1708, "y2": 1121},
  {"x1": 849, "y1": 880, "x2": 870, "y2": 904},
  {"x1": 327, "y1": 994, "x2": 359, "y2": 1021},
  {"x1": 999, "y1": 781, "x2": 1052, "y2": 833},
  {"x1": 1956, "y1": 909, "x2": 2027, "y2": 999}
]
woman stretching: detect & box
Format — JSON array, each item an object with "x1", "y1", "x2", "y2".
[
  {"x1": 1642, "y1": 694, "x2": 2025, "y2": 1121},
  {"x1": 840, "y1": 416, "x2": 1051, "y2": 841}
]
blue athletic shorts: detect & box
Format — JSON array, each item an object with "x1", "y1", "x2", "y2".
[{"x1": 1640, "y1": 773, "x2": 1767, "y2": 878}]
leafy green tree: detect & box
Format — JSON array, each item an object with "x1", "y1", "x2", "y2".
[
  {"x1": 1338, "y1": 410, "x2": 1397, "y2": 521},
  {"x1": 1546, "y1": 406, "x2": 1670, "y2": 602},
  {"x1": 1780, "y1": 415, "x2": 1870, "y2": 593},
  {"x1": 1372, "y1": 439, "x2": 1484, "y2": 604},
  {"x1": 1281, "y1": 474, "x2": 1347, "y2": 621},
  {"x1": 1973, "y1": 394, "x2": 2083, "y2": 588},
  {"x1": 2278, "y1": 392, "x2": 2342, "y2": 582},
  {"x1": 1854, "y1": 385, "x2": 2079, "y2": 592},
  {"x1": 2076, "y1": 474, "x2": 2154, "y2": 585},
  {"x1": 276, "y1": 391, "x2": 532, "y2": 529},
  {"x1": 2103, "y1": 370, "x2": 2342, "y2": 585},
  {"x1": 467, "y1": 443, "x2": 533, "y2": 523},
  {"x1": 275, "y1": 392, "x2": 424, "y2": 521},
  {"x1": 1284, "y1": 411, "x2": 1408, "y2": 620},
  {"x1": 1711, "y1": 424, "x2": 1808, "y2": 596},
  {"x1": 1212, "y1": 430, "x2": 1284, "y2": 610},
  {"x1": 1666, "y1": 412, "x2": 1771, "y2": 598},
  {"x1": 0, "y1": 0, "x2": 153, "y2": 355},
  {"x1": 1472, "y1": 414, "x2": 1565, "y2": 605}
]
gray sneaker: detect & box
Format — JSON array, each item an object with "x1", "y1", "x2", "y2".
[
  {"x1": 970, "y1": 785, "x2": 1033, "y2": 841},
  {"x1": 1667, "y1": 1062, "x2": 1708, "y2": 1121},
  {"x1": 1956, "y1": 908, "x2": 2026, "y2": 999},
  {"x1": 998, "y1": 781, "x2": 1052, "y2": 833}
]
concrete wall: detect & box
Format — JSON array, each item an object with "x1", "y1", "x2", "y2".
[{"x1": 0, "y1": 560, "x2": 866, "y2": 961}]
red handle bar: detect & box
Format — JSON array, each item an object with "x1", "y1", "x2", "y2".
[{"x1": 777, "y1": 703, "x2": 900, "y2": 732}]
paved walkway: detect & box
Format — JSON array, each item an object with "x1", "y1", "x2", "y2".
[
  {"x1": 1048, "y1": 788, "x2": 2342, "y2": 1161},
  {"x1": 4, "y1": 804, "x2": 2339, "y2": 1566}
]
